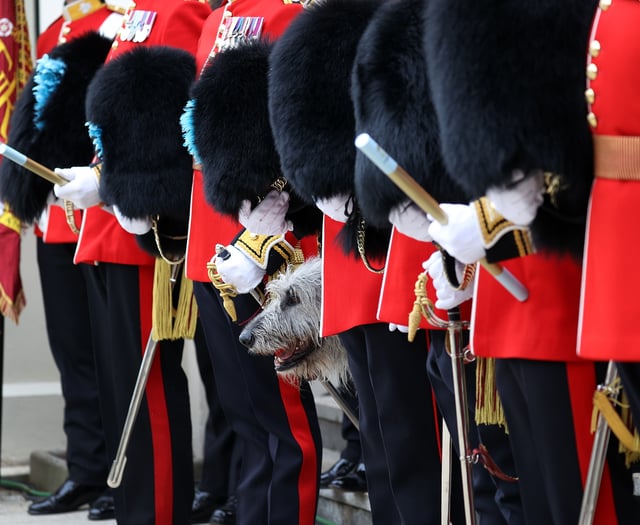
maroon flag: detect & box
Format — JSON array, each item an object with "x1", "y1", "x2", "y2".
[{"x1": 0, "y1": 0, "x2": 31, "y2": 323}]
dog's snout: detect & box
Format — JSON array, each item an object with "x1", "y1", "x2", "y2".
[{"x1": 239, "y1": 330, "x2": 255, "y2": 348}]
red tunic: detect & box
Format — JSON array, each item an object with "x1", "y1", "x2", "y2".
[
  {"x1": 320, "y1": 216, "x2": 383, "y2": 337},
  {"x1": 472, "y1": 254, "x2": 583, "y2": 361},
  {"x1": 578, "y1": 0, "x2": 640, "y2": 361},
  {"x1": 74, "y1": 0, "x2": 211, "y2": 266},
  {"x1": 185, "y1": 0, "x2": 304, "y2": 283},
  {"x1": 378, "y1": 228, "x2": 472, "y2": 330}
]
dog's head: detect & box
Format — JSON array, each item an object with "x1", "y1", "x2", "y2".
[{"x1": 239, "y1": 258, "x2": 349, "y2": 385}]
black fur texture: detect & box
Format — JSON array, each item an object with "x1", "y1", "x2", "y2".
[
  {"x1": 0, "y1": 32, "x2": 111, "y2": 223},
  {"x1": 352, "y1": 0, "x2": 468, "y2": 229},
  {"x1": 86, "y1": 45, "x2": 195, "y2": 221},
  {"x1": 85, "y1": 45, "x2": 196, "y2": 258},
  {"x1": 269, "y1": 0, "x2": 390, "y2": 259},
  {"x1": 193, "y1": 40, "x2": 280, "y2": 217},
  {"x1": 424, "y1": 0, "x2": 597, "y2": 259},
  {"x1": 192, "y1": 40, "x2": 322, "y2": 238}
]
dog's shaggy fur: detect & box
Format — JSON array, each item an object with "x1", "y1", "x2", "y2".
[{"x1": 239, "y1": 258, "x2": 349, "y2": 386}]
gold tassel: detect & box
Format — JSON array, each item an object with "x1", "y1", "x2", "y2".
[
  {"x1": 152, "y1": 258, "x2": 174, "y2": 341},
  {"x1": 475, "y1": 357, "x2": 507, "y2": 430},
  {"x1": 152, "y1": 259, "x2": 199, "y2": 341},
  {"x1": 173, "y1": 273, "x2": 198, "y2": 339},
  {"x1": 207, "y1": 260, "x2": 238, "y2": 322},
  {"x1": 408, "y1": 272, "x2": 428, "y2": 343}
]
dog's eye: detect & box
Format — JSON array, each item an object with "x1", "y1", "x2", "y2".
[{"x1": 285, "y1": 290, "x2": 300, "y2": 307}]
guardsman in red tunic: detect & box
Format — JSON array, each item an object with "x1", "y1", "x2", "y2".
[
  {"x1": 50, "y1": 2, "x2": 211, "y2": 524},
  {"x1": 351, "y1": 0, "x2": 525, "y2": 522},
  {"x1": 0, "y1": 2, "x2": 122, "y2": 518},
  {"x1": 422, "y1": 0, "x2": 638, "y2": 523},
  {"x1": 579, "y1": 0, "x2": 640, "y2": 496},
  {"x1": 268, "y1": 0, "x2": 447, "y2": 522},
  {"x1": 181, "y1": 1, "x2": 323, "y2": 523}
]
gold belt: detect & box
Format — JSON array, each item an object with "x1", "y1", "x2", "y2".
[{"x1": 594, "y1": 134, "x2": 640, "y2": 180}]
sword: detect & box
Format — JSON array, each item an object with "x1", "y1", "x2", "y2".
[
  {"x1": 447, "y1": 306, "x2": 476, "y2": 525},
  {"x1": 107, "y1": 263, "x2": 182, "y2": 488},
  {"x1": 354, "y1": 133, "x2": 528, "y2": 302},
  {"x1": 578, "y1": 361, "x2": 619, "y2": 525},
  {"x1": 0, "y1": 143, "x2": 67, "y2": 186}
]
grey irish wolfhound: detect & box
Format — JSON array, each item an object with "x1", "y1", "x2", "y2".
[{"x1": 239, "y1": 257, "x2": 349, "y2": 385}]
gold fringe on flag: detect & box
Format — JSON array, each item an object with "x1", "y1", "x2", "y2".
[
  {"x1": 475, "y1": 356, "x2": 507, "y2": 430},
  {"x1": 152, "y1": 259, "x2": 198, "y2": 341}
]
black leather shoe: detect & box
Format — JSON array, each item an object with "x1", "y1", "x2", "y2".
[
  {"x1": 210, "y1": 495, "x2": 237, "y2": 524},
  {"x1": 28, "y1": 479, "x2": 105, "y2": 515},
  {"x1": 88, "y1": 490, "x2": 115, "y2": 521},
  {"x1": 191, "y1": 489, "x2": 224, "y2": 524},
  {"x1": 329, "y1": 462, "x2": 367, "y2": 492},
  {"x1": 320, "y1": 458, "x2": 358, "y2": 488}
]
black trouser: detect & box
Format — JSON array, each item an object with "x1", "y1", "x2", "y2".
[
  {"x1": 193, "y1": 321, "x2": 239, "y2": 501},
  {"x1": 339, "y1": 323, "x2": 442, "y2": 525},
  {"x1": 194, "y1": 282, "x2": 322, "y2": 525},
  {"x1": 36, "y1": 239, "x2": 107, "y2": 486},
  {"x1": 85, "y1": 262, "x2": 193, "y2": 525},
  {"x1": 426, "y1": 330, "x2": 523, "y2": 525}
]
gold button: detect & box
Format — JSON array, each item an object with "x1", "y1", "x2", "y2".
[
  {"x1": 62, "y1": 26, "x2": 71, "y2": 35},
  {"x1": 112, "y1": 40, "x2": 119, "y2": 49},
  {"x1": 587, "y1": 112, "x2": 598, "y2": 128},
  {"x1": 589, "y1": 40, "x2": 601, "y2": 57},
  {"x1": 59, "y1": 36, "x2": 67, "y2": 43},
  {"x1": 599, "y1": 0, "x2": 612, "y2": 10},
  {"x1": 586, "y1": 63, "x2": 598, "y2": 80},
  {"x1": 585, "y1": 88, "x2": 595, "y2": 105}
]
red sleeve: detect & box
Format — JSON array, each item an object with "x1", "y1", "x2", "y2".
[
  {"x1": 161, "y1": 1, "x2": 211, "y2": 54},
  {"x1": 36, "y1": 17, "x2": 64, "y2": 57}
]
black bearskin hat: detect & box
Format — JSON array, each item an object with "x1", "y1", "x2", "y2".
[
  {"x1": 0, "y1": 32, "x2": 112, "y2": 223},
  {"x1": 352, "y1": 0, "x2": 468, "y2": 229},
  {"x1": 424, "y1": 0, "x2": 597, "y2": 259},
  {"x1": 189, "y1": 39, "x2": 321, "y2": 238},
  {"x1": 85, "y1": 45, "x2": 196, "y2": 257},
  {"x1": 269, "y1": 0, "x2": 389, "y2": 258}
]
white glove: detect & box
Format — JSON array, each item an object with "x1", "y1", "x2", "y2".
[
  {"x1": 486, "y1": 169, "x2": 545, "y2": 226},
  {"x1": 388, "y1": 201, "x2": 432, "y2": 242},
  {"x1": 422, "y1": 251, "x2": 474, "y2": 310},
  {"x1": 388, "y1": 323, "x2": 409, "y2": 333},
  {"x1": 211, "y1": 244, "x2": 265, "y2": 294},
  {"x1": 314, "y1": 194, "x2": 353, "y2": 223},
  {"x1": 238, "y1": 190, "x2": 292, "y2": 235},
  {"x1": 53, "y1": 166, "x2": 101, "y2": 209},
  {"x1": 113, "y1": 205, "x2": 152, "y2": 235},
  {"x1": 427, "y1": 203, "x2": 485, "y2": 264}
]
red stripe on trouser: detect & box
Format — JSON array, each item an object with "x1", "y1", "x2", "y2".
[
  {"x1": 277, "y1": 378, "x2": 319, "y2": 525},
  {"x1": 566, "y1": 361, "x2": 617, "y2": 525},
  {"x1": 138, "y1": 265, "x2": 174, "y2": 525}
]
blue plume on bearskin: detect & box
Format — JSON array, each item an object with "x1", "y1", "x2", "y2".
[
  {"x1": 424, "y1": 0, "x2": 597, "y2": 259},
  {"x1": 0, "y1": 32, "x2": 112, "y2": 223},
  {"x1": 269, "y1": 0, "x2": 390, "y2": 259},
  {"x1": 352, "y1": 0, "x2": 468, "y2": 229}
]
